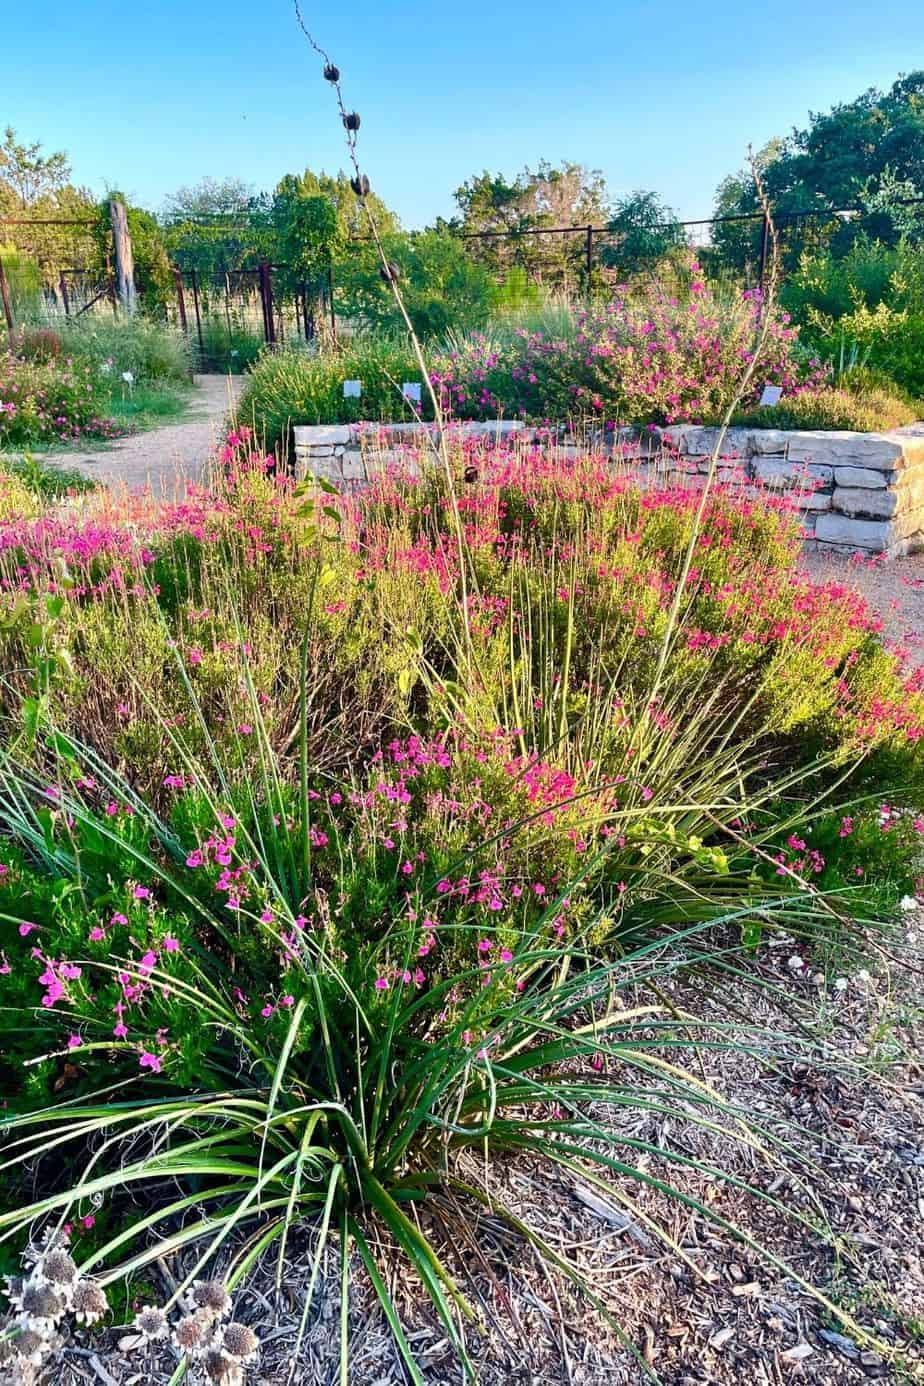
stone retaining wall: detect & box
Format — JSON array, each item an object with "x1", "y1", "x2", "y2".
[{"x1": 293, "y1": 420, "x2": 924, "y2": 557}]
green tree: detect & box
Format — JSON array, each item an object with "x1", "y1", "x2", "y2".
[
  {"x1": 600, "y1": 190, "x2": 685, "y2": 279},
  {"x1": 452, "y1": 161, "x2": 610, "y2": 289},
  {"x1": 711, "y1": 75, "x2": 924, "y2": 276}
]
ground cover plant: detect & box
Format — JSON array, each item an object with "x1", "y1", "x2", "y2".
[
  {"x1": 0, "y1": 426, "x2": 922, "y2": 1380},
  {"x1": 0, "y1": 318, "x2": 194, "y2": 454}
]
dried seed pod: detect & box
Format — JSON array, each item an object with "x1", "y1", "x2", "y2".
[
  {"x1": 463, "y1": 465, "x2": 479, "y2": 483},
  {"x1": 40, "y1": 1249, "x2": 78, "y2": 1288},
  {"x1": 186, "y1": 1279, "x2": 232, "y2": 1319},
  {"x1": 133, "y1": 1305, "x2": 169, "y2": 1342},
  {"x1": 323, "y1": 63, "x2": 339, "y2": 82},
  {"x1": 342, "y1": 112, "x2": 361, "y2": 131},
  {"x1": 71, "y1": 1279, "x2": 108, "y2": 1326},
  {"x1": 379, "y1": 262, "x2": 401, "y2": 284},
  {"x1": 350, "y1": 174, "x2": 370, "y2": 198},
  {"x1": 173, "y1": 1308, "x2": 217, "y2": 1355},
  {"x1": 221, "y1": 1321, "x2": 259, "y2": 1363}
]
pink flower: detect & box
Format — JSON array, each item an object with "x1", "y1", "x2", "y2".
[
  {"x1": 162, "y1": 936, "x2": 180, "y2": 952},
  {"x1": 67, "y1": 1034, "x2": 82, "y2": 1049},
  {"x1": 132, "y1": 886, "x2": 151, "y2": 900},
  {"x1": 139, "y1": 1052, "x2": 162, "y2": 1073},
  {"x1": 374, "y1": 977, "x2": 389, "y2": 991},
  {"x1": 18, "y1": 922, "x2": 37, "y2": 936},
  {"x1": 88, "y1": 926, "x2": 105, "y2": 942}
]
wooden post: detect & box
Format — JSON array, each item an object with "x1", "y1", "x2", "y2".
[
  {"x1": 258, "y1": 260, "x2": 275, "y2": 344},
  {"x1": 0, "y1": 257, "x2": 14, "y2": 337},
  {"x1": 189, "y1": 268, "x2": 205, "y2": 358},
  {"x1": 109, "y1": 198, "x2": 136, "y2": 314},
  {"x1": 173, "y1": 267, "x2": 189, "y2": 334},
  {"x1": 59, "y1": 272, "x2": 70, "y2": 317}
]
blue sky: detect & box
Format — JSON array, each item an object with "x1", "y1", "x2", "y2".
[{"x1": 4, "y1": 0, "x2": 923, "y2": 226}]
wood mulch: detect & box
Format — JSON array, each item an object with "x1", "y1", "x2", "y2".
[{"x1": 36, "y1": 915, "x2": 924, "y2": 1386}]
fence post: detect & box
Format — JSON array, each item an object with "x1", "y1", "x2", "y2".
[
  {"x1": 109, "y1": 198, "x2": 137, "y2": 314},
  {"x1": 258, "y1": 261, "x2": 276, "y2": 344},
  {"x1": 585, "y1": 224, "x2": 594, "y2": 291},
  {"x1": 173, "y1": 267, "x2": 189, "y2": 335},
  {"x1": 190, "y1": 268, "x2": 205, "y2": 359},
  {"x1": 59, "y1": 273, "x2": 70, "y2": 317},
  {"x1": 301, "y1": 282, "x2": 315, "y2": 342},
  {"x1": 0, "y1": 257, "x2": 14, "y2": 337}
]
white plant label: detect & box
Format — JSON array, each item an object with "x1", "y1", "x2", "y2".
[
  {"x1": 343, "y1": 379, "x2": 361, "y2": 398},
  {"x1": 402, "y1": 382, "x2": 422, "y2": 404},
  {"x1": 759, "y1": 384, "x2": 782, "y2": 407}
]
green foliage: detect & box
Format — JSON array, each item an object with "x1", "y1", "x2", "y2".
[
  {"x1": 732, "y1": 379, "x2": 920, "y2": 431},
  {"x1": 711, "y1": 73, "x2": 924, "y2": 275},
  {"x1": 56, "y1": 315, "x2": 193, "y2": 385},
  {"x1": 336, "y1": 228, "x2": 495, "y2": 337},
  {"x1": 601, "y1": 190, "x2": 685, "y2": 278},
  {"x1": 236, "y1": 340, "x2": 429, "y2": 452}
]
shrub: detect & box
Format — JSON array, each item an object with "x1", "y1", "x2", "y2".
[
  {"x1": 0, "y1": 351, "x2": 123, "y2": 449},
  {"x1": 56, "y1": 316, "x2": 194, "y2": 386},
  {"x1": 235, "y1": 339, "x2": 430, "y2": 454},
  {"x1": 731, "y1": 380, "x2": 920, "y2": 431}
]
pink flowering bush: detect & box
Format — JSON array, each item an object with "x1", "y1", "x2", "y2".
[
  {"x1": 432, "y1": 272, "x2": 826, "y2": 427},
  {"x1": 0, "y1": 351, "x2": 123, "y2": 449}
]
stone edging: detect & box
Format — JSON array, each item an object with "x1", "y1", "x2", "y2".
[{"x1": 293, "y1": 420, "x2": 924, "y2": 557}]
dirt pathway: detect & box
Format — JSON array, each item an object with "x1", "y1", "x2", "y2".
[
  {"x1": 51, "y1": 374, "x2": 243, "y2": 495},
  {"x1": 801, "y1": 549, "x2": 924, "y2": 664}
]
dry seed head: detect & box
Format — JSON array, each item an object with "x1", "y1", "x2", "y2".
[
  {"x1": 188, "y1": 1279, "x2": 232, "y2": 1318},
  {"x1": 12, "y1": 1328, "x2": 48, "y2": 1364},
  {"x1": 221, "y1": 1320, "x2": 258, "y2": 1363},
  {"x1": 323, "y1": 63, "x2": 339, "y2": 81},
  {"x1": 71, "y1": 1279, "x2": 108, "y2": 1325},
  {"x1": 20, "y1": 1282, "x2": 65, "y2": 1328},
  {"x1": 342, "y1": 111, "x2": 361, "y2": 131},
  {"x1": 350, "y1": 174, "x2": 370, "y2": 198},
  {"x1": 173, "y1": 1308, "x2": 216, "y2": 1355},
  {"x1": 133, "y1": 1305, "x2": 169, "y2": 1341},
  {"x1": 203, "y1": 1348, "x2": 243, "y2": 1385},
  {"x1": 40, "y1": 1249, "x2": 78, "y2": 1288}
]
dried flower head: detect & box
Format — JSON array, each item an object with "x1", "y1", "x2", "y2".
[
  {"x1": 202, "y1": 1348, "x2": 243, "y2": 1385},
  {"x1": 221, "y1": 1320, "x2": 258, "y2": 1364},
  {"x1": 11, "y1": 1327, "x2": 49, "y2": 1365},
  {"x1": 40, "y1": 1248, "x2": 78, "y2": 1289},
  {"x1": 19, "y1": 1282, "x2": 66, "y2": 1331},
  {"x1": 186, "y1": 1280, "x2": 232, "y2": 1319},
  {"x1": 0, "y1": 1336, "x2": 16, "y2": 1366},
  {"x1": 342, "y1": 111, "x2": 361, "y2": 131},
  {"x1": 379, "y1": 261, "x2": 401, "y2": 284},
  {"x1": 72, "y1": 1279, "x2": 108, "y2": 1326},
  {"x1": 133, "y1": 1304, "x2": 169, "y2": 1342},
  {"x1": 322, "y1": 62, "x2": 339, "y2": 81},
  {"x1": 350, "y1": 174, "x2": 370, "y2": 198},
  {"x1": 24, "y1": 1228, "x2": 68, "y2": 1268},
  {"x1": 173, "y1": 1308, "x2": 216, "y2": 1356}
]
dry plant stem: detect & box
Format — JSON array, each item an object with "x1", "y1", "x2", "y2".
[
  {"x1": 647, "y1": 160, "x2": 782, "y2": 710},
  {"x1": 292, "y1": 0, "x2": 475, "y2": 666}
]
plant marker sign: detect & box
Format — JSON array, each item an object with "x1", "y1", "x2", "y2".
[
  {"x1": 343, "y1": 379, "x2": 361, "y2": 398},
  {"x1": 759, "y1": 384, "x2": 782, "y2": 408},
  {"x1": 402, "y1": 382, "x2": 422, "y2": 405}
]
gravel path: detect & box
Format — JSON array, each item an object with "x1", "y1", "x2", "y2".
[
  {"x1": 801, "y1": 549, "x2": 924, "y2": 664},
  {"x1": 52, "y1": 373, "x2": 242, "y2": 495}
]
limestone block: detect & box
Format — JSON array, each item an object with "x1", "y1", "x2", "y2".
[
  {"x1": 293, "y1": 425, "x2": 352, "y2": 447},
  {"x1": 832, "y1": 488, "x2": 898, "y2": 519},
  {"x1": 833, "y1": 466, "x2": 890, "y2": 489},
  {"x1": 814, "y1": 513, "x2": 891, "y2": 550},
  {"x1": 786, "y1": 432, "x2": 906, "y2": 470},
  {"x1": 753, "y1": 458, "x2": 833, "y2": 487}
]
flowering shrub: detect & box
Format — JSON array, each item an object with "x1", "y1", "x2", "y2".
[
  {"x1": 0, "y1": 436, "x2": 917, "y2": 1378},
  {"x1": 0, "y1": 351, "x2": 124, "y2": 449},
  {"x1": 433, "y1": 271, "x2": 827, "y2": 426}
]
